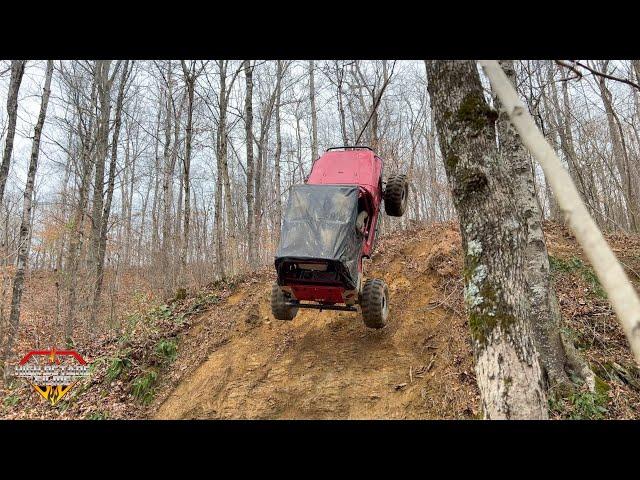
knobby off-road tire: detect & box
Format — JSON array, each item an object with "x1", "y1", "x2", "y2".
[
  {"x1": 271, "y1": 284, "x2": 298, "y2": 321},
  {"x1": 360, "y1": 279, "x2": 389, "y2": 329},
  {"x1": 384, "y1": 174, "x2": 409, "y2": 217}
]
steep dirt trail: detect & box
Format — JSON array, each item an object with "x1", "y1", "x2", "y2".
[
  {"x1": 3, "y1": 222, "x2": 638, "y2": 419},
  {"x1": 153, "y1": 224, "x2": 479, "y2": 419}
]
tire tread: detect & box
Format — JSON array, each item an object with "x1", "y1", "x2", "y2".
[
  {"x1": 271, "y1": 284, "x2": 298, "y2": 320},
  {"x1": 384, "y1": 174, "x2": 408, "y2": 217},
  {"x1": 361, "y1": 278, "x2": 388, "y2": 329}
]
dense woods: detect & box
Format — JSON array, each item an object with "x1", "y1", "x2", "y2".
[{"x1": 1, "y1": 59, "x2": 639, "y2": 418}]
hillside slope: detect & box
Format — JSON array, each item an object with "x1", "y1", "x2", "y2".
[
  {"x1": 152, "y1": 223, "x2": 479, "y2": 419},
  {"x1": 151, "y1": 221, "x2": 640, "y2": 420},
  {"x1": 4, "y1": 221, "x2": 639, "y2": 419}
]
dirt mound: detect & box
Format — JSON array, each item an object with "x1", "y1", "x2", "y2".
[
  {"x1": 152, "y1": 223, "x2": 479, "y2": 419},
  {"x1": 7, "y1": 221, "x2": 637, "y2": 419},
  {"x1": 153, "y1": 220, "x2": 640, "y2": 420}
]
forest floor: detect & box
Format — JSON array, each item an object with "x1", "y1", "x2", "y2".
[{"x1": 2, "y1": 221, "x2": 640, "y2": 419}]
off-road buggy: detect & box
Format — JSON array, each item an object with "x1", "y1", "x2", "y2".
[{"x1": 272, "y1": 146, "x2": 409, "y2": 328}]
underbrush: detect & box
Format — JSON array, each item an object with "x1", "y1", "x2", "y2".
[
  {"x1": 546, "y1": 227, "x2": 640, "y2": 418},
  {"x1": 0, "y1": 283, "x2": 225, "y2": 419},
  {"x1": 549, "y1": 255, "x2": 607, "y2": 299},
  {"x1": 549, "y1": 376, "x2": 610, "y2": 420}
]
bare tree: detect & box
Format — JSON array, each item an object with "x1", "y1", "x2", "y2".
[
  {"x1": 91, "y1": 60, "x2": 132, "y2": 323},
  {"x1": 481, "y1": 59, "x2": 640, "y2": 366},
  {"x1": 495, "y1": 60, "x2": 594, "y2": 395},
  {"x1": 253, "y1": 63, "x2": 279, "y2": 262},
  {"x1": 0, "y1": 60, "x2": 26, "y2": 206},
  {"x1": 309, "y1": 60, "x2": 318, "y2": 158},
  {"x1": 89, "y1": 61, "x2": 116, "y2": 287},
  {"x1": 274, "y1": 60, "x2": 286, "y2": 240},
  {"x1": 244, "y1": 60, "x2": 256, "y2": 270},
  {"x1": 180, "y1": 60, "x2": 205, "y2": 272},
  {"x1": 2, "y1": 60, "x2": 53, "y2": 365},
  {"x1": 425, "y1": 60, "x2": 547, "y2": 419},
  {"x1": 216, "y1": 61, "x2": 241, "y2": 276},
  {"x1": 63, "y1": 62, "x2": 99, "y2": 346}
]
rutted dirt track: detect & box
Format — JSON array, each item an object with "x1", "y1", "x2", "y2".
[{"x1": 153, "y1": 223, "x2": 480, "y2": 419}]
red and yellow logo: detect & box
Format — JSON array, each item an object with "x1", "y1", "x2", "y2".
[{"x1": 13, "y1": 349, "x2": 89, "y2": 405}]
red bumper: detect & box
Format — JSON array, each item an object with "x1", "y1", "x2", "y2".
[{"x1": 289, "y1": 285, "x2": 345, "y2": 304}]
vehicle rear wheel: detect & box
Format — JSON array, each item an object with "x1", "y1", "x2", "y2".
[
  {"x1": 271, "y1": 284, "x2": 298, "y2": 321},
  {"x1": 360, "y1": 279, "x2": 389, "y2": 329},
  {"x1": 384, "y1": 174, "x2": 408, "y2": 217}
]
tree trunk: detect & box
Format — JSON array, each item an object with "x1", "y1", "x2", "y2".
[
  {"x1": 274, "y1": 61, "x2": 283, "y2": 240},
  {"x1": 2, "y1": 61, "x2": 53, "y2": 366},
  {"x1": 309, "y1": 60, "x2": 319, "y2": 159},
  {"x1": 89, "y1": 60, "x2": 113, "y2": 304},
  {"x1": 536, "y1": 66, "x2": 562, "y2": 222},
  {"x1": 160, "y1": 63, "x2": 183, "y2": 296},
  {"x1": 495, "y1": 60, "x2": 594, "y2": 395},
  {"x1": 0, "y1": 60, "x2": 26, "y2": 206},
  {"x1": 425, "y1": 60, "x2": 548, "y2": 419},
  {"x1": 253, "y1": 74, "x2": 279, "y2": 265},
  {"x1": 161, "y1": 92, "x2": 174, "y2": 293},
  {"x1": 181, "y1": 61, "x2": 195, "y2": 272},
  {"x1": 336, "y1": 62, "x2": 349, "y2": 145},
  {"x1": 217, "y1": 62, "x2": 235, "y2": 276},
  {"x1": 214, "y1": 154, "x2": 225, "y2": 280},
  {"x1": 244, "y1": 60, "x2": 257, "y2": 270},
  {"x1": 92, "y1": 60, "x2": 130, "y2": 325},
  {"x1": 594, "y1": 61, "x2": 638, "y2": 232},
  {"x1": 65, "y1": 73, "x2": 98, "y2": 347}
]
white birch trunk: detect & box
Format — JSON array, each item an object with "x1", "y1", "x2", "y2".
[{"x1": 480, "y1": 60, "x2": 640, "y2": 365}]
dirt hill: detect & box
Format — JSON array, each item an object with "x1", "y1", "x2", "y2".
[
  {"x1": 150, "y1": 221, "x2": 640, "y2": 420},
  {"x1": 3, "y1": 221, "x2": 640, "y2": 419},
  {"x1": 153, "y1": 222, "x2": 479, "y2": 419}
]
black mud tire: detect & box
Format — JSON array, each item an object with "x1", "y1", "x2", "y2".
[
  {"x1": 360, "y1": 279, "x2": 389, "y2": 329},
  {"x1": 384, "y1": 174, "x2": 409, "y2": 217},
  {"x1": 271, "y1": 284, "x2": 298, "y2": 321}
]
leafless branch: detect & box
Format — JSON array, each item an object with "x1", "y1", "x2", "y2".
[{"x1": 556, "y1": 59, "x2": 640, "y2": 91}]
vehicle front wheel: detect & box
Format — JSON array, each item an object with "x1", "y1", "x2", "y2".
[
  {"x1": 271, "y1": 284, "x2": 298, "y2": 321},
  {"x1": 360, "y1": 279, "x2": 389, "y2": 329},
  {"x1": 384, "y1": 174, "x2": 409, "y2": 217}
]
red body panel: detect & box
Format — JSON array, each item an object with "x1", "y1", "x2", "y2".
[{"x1": 307, "y1": 149, "x2": 382, "y2": 192}]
